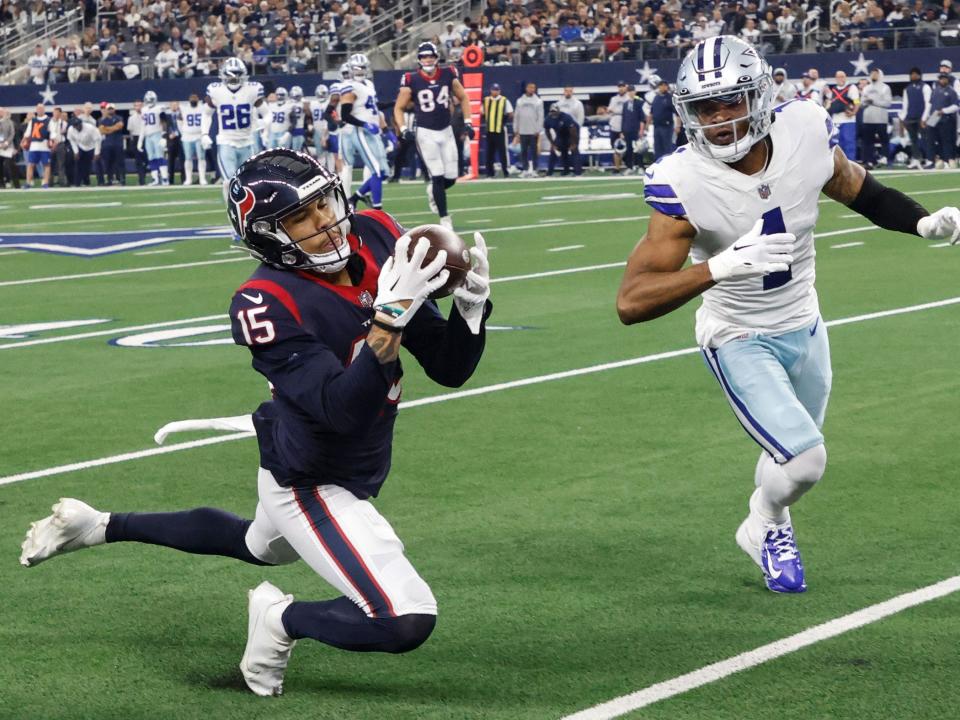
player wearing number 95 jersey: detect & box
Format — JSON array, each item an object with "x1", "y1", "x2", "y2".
[
  {"x1": 616, "y1": 36, "x2": 960, "y2": 595},
  {"x1": 393, "y1": 42, "x2": 472, "y2": 230},
  {"x1": 201, "y1": 57, "x2": 264, "y2": 198},
  {"x1": 18, "y1": 149, "x2": 493, "y2": 697}
]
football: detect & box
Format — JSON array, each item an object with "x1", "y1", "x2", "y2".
[{"x1": 404, "y1": 224, "x2": 471, "y2": 299}]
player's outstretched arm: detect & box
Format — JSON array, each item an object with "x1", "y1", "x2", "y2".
[
  {"x1": 824, "y1": 146, "x2": 960, "y2": 243},
  {"x1": 616, "y1": 210, "x2": 712, "y2": 324},
  {"x1": 393, "y1": 85, "x2": 412, "y2": 133}
]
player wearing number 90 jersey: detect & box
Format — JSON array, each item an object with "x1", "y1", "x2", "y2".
[
  {"x1": 617, "y1": 36, "x2": 960, "y2": 597},
  {"x1": 201, "y1": 57, "x2": 265, "y2": 193}
]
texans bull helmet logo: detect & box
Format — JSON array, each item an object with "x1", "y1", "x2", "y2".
[{"x1": 229, "y1": 180, "x2": 257, "y2": 233}]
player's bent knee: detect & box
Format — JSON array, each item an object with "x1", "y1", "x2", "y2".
[
  {"x1": 381, "y1": 613, "x2": 437, "y2": 654},
  {"x1": 782, "y1": 444, "x2": 827, "y2": 489}
]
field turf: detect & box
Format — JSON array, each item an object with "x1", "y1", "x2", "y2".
[{"x1": 1, "y1": 170, "x2": 959, "y2": 719}]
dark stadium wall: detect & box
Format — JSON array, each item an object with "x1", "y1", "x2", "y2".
[{"x1": 2, "y1": 47, "x2": 958, "y2": 112}]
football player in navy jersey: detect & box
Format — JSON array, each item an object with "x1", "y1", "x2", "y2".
[
  {"x1": 20, "y1": 148, "x2": 492, "y2": 697},
  {"x1": 393, "y1": 42, "x2": 473, "y2": 230}
]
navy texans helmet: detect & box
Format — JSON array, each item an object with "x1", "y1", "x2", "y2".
[
  {"x1": 417, "y1": 41, "x2": 439, "y2": 73},
  {"x1": 227, "y1": 149, "x2": 354, "y2": 273}
]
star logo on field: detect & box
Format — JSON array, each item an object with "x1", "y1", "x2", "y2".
[
  {"x1": 636, "y1": 61, "x2": 659, "y2": 87},
  {"x1": 39, "y1": 84, "x2": 57, "y2": 104},
  {"x1": 849, "y1": 52, "x2": 873, "y2": 75}
]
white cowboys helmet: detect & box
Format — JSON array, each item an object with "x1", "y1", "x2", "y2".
[
  {"x1": 220, "y1": 57, "x2": 248, "y2": 91},
  {"x1": 314, "y1": 84, "x2": 329, "y2": 102},
  {"x1": 348, "y1": 53, "x2": 370, "y2": 80},
  {"x1": 338, "y1": 63, "x2": 352, "y2": 82},
  {"x1": 674, "y1": 35, "x2": 775, "y2": 163},
  {"x1": 290, "y1": 85, "x2": 303, "y2": 101},
  {"x1": 143, "y1": 90, "x2": 158, "y2": 106},
  {"x1": 275, "y1": 87, "x2": 289, "y2": 103}
]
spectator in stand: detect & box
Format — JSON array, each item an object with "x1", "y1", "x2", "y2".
[
  {"x1": 772, "y1": 68, "x2": 798, "y2": 104},
  {"x1": 914, "y1": 8, "x2": 942, "y2": 47},
  {"x1": 268, "y1": 34, "x2": 288, "y2": 73},
  {"x1": 178, "y1": 40, "x2": 197, "y2": 77},
  {"x1": 707, "y1": 8, "x2": 725, "y2": 36},
  {"x1": 289, "y1": 37, "x2": 313, "y2": 73},
  {"x1": 486, "y1": 26, "x2": 509, "y2": 64},
  {"x1": 98, "y1": 103, "x2": 125, "y2": 185},
  {"x1": 448, "y1": 37, "x2": 465, "y2": 64},
  {"x1": 859, "y1": 68, "x2": 892, "y2": 168},
  {"x1": 514, "y1": 82, "x2": 544, "y2": 177},
  {"x1": 939, "y1": 0, "x2": 959, "y2": 23},
  {"x1": 927, "y1": 72, "x2": 959, "y2": 168},
  {"x1": 741, "y1": 17, "x2": 761, "y2": 45},
  {"x1": 863, "y1": 6, "x2": 889, "y2": 50},
  {"x1": 0, "y1": 108, "x2": 20, "y2": 189},
  {"x1": 759, "y1": 10, "x2": 780, "y2": 55},
  {"x1": 155, "y1": 41, "x2": 179, "y2": 78},
  {"x1": 604, "y1": 21, "x2": 627, "y2": 61},
  {"x1": 439, "y1": 22, "x2": 460, "y2": 50},
  {"x1": 825, "y1": 70, "x2": 860, "y2": 160},
  {"x1": 776, "y1": 7, "x2": 796, "y2": 53},
  {"x1": 27, "y1": 44, "x2": 48, "y2": 85},
  {"x1": 668, "y1": 16, "x2": 694, "y2": 53}
]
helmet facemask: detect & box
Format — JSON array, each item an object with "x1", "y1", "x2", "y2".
[
  {"x1": 675, "y1": 74, "x2": 774, "y2": 163},
  {"x1": 262, "y1": 185, "x2": 353, "y2": 273}
]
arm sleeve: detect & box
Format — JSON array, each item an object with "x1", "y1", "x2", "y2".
[
  {"x1": 400, "y1": 299, "x2": 491, "y2": 388},
  {"x1": 339, "y1": 102, "x2": 366, "y2": 128},
  {"x1": 231, "y1": 290, "x2": 397, "y2": 433},
  {"x1": 848, "y1": 171, "x2": 929, "y2": 236}
]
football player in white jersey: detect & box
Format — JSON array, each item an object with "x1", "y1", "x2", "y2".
[
  {"x1": 616, "y1": 36, "x2": 960, "y2": 594},
  {"x1": 138, "y1": 90, "x2": 169, "y2": 186},
  {"x1": 201, "y1": 57, "x2": 264, "y2": 197},
  {"x1": 267, "y1": 87, "x2": 292, "y2": 149},
  {"x1": 331, "y1": 63, "x2": 354, "y2": 197},
  {"x1": 288, "y1": 85, "x2": 307, "y2": 151},
  {"x1": 339, "y1": 54, "x2": 388, "y2": 208},
  {"x1": 179, "y1": 93, "x2": 207, "y2": 185},
  {"x1": 309, "y1": 84, "x2": 335, "y2": 170}
]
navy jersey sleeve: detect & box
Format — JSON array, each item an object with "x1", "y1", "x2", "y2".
[
  {"x1": 230, "y1": 285, "x2": 396, "y2": 433},
  {"x1": 401, "y1": 299, "x2": 491, "y2": 388},
  {"x1": 400, "y1": 72, "x2": 412, "y2": 89}
]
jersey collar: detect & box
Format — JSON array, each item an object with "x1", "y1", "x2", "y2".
[{"x1": 294, "y1": 235, "x2": 379, "y2": 308}]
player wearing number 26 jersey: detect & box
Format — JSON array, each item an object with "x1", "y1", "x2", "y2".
[
  {"x1": 617, "y1": 36, "x2": 960, "y2": 595},
  {"x1": 201, "y1": 57, "x2": 265, "y2": 187}
]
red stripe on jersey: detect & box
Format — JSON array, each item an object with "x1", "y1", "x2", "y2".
[
  {"x1": 238, "y1": 279, "x2": 303, "y2": 324},
  {"x1": 358, "y1": 209, "x2": 403, "y2": 239}
]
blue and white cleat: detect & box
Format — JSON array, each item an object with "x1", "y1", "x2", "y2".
[{"x1": 736, "y1": 517, "x2": 807, "y2": 594}]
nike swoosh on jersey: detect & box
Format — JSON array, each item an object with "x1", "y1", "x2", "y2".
[{"x1": 241, "y1": 292, "x2": 263, "y2": 304}]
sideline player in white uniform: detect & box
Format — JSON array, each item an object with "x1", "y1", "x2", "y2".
[
  {"x1": 309, "y1": 84, "x2": 336, "y2": 170},
  {"x1": 179, "y1": 93, "x2": 208, "y2": 185},
  {"x1": 138, "y1": 90, "x2": 169, "y2": 185},
  {"x1": 339, "y1": 54, "x2": 388, "y2": 208},
  {"x1": 331, "y1": 63, "x2": 354, "y2": 197},
  {"x1": 288, "y1": 86, "x2": 307, "y2": 151},
  {"x1": 393, "y1": 41, "x2": 472, "y2": 230},
  {"x1": 267, "y1": 87, "x2": 292, "y2": 149},
  {"x1": 616, "y1": 36, "x2": 960, "y2": 594},
  {"x1": 201, "y1": 57, "x2": 264, "y2": 197}
]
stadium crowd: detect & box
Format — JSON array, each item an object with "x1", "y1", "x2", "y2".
[{"x1": 8, "y1": 0, "x2": 959, "y2": 86}]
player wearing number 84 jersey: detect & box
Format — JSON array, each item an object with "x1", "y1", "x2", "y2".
[{"x1": 617, "y1": 35, "x2": 960, "y2": 595}]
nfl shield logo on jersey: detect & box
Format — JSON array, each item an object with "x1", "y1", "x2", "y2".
[
  {"x1": 359, "y1": 290, "x2": 374, "y2": 307},
  {"x1": 757, "y1": 183, "x2": 771, "y2": 200}
]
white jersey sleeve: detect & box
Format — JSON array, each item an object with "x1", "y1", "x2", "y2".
[
  {"x1": 343, "y1": 79, "x2": 379, "y2": 125},
  {"x1": 644, "y1": 99, "x2": 837, "y2": 347}
]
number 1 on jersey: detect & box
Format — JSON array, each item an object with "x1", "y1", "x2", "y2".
[{"x1": 761, "y1": 207, "x2": 792, "y2": 291}]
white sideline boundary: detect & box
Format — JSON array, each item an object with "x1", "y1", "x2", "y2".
[
  {"x1": 2, "y1": 294, "x2": 959, "y2": 487},
  {"x1": 561, "y1": 574, "x2": 960, "y2": 720}
]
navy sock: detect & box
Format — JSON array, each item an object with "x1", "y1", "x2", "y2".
[
  {"x1": 431, "y1": 177, "x2": 447, "y2": 217},
  {"x1": 281, "y1": 596, "x2": 436, "y2": 653},
  {"x1": 105, "y1": 508, "x2": 269, "y2": 566}
]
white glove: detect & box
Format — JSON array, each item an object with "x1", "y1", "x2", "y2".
[
  {"x1": 137, "y1": 140, "x2": 144, "y2": 152},
  {"x1": 374, "y1": 235, "x2": 449, "y2": 328},
  {"x1": 453, "y1": 232, "x2": 490, "y2": 335},
  {"x1": 707, "y1": 219, "x2": 795, "y2": 282},
  {"x1": 917, "y1": 206, "x2": 960, "y2": 244},
  {"x1": 200, "y1": 135, "x2": 213, "y2": 150}
]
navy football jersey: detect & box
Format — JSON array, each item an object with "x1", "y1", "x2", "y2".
[
  {"x1": 229, "y1": 209, "x2": 489, "y2": 499},
  {"x1": 400, "y1": 66, "x2": 459, "y2": 131}
]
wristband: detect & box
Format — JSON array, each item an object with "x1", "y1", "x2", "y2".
[{"x1": 372, "y1": 317, "x2": 402, "y2": 333}]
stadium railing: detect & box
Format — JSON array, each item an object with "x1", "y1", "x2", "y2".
[{"x1": 0, "y1": 7, "x2": 85, "y2": 85}]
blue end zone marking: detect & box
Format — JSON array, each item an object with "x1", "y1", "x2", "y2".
[{"x1": 0, "y1": 227, "x2": 233, "y2": 257}]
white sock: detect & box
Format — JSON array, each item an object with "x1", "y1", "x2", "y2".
[
  {"x1": 198, "y1": 157, "x2": 207, "y2": 183},
  {"x1": 185, "y1": 166, "x2": 193, "y2": 184},
  {"x1": 159, "y1": 164, "x2": 169, "y2": 183},
  {"x1": 151, "y1": 169, "x2": 160, "y2": 184},
  {"x1": 753, "y1": 445, "x2": 827, "y2": 523}
]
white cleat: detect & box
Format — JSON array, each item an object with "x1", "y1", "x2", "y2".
[
  {"x1": 735, "y1": 516, "x2": 763, "y2": 570},
  {"x1": 240, "y1": 581, "x2": 296, "y2": 697},
  {"x1": 440, "y1": 215, "x2": 453, "y2": 230},
  {"x1": 426, "y1": 183, "x2": 438, "y2": 214},
  {"x1": 20, "y1": 498, "x2": 110, "y2": 568}
]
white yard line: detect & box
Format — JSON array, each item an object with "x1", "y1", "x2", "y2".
[
  {"x1": 929, "y1": 241, "x2": 954, "y2": 248},
  {"x1": 3, "y1": 207, "x2": 224, "y2": 230},
  {"x1": 2, "y1": 295, "x2": 959, "y2": 486},
  {"x1": 132, "y1": 249, "x2": 174, "y2": 256},
  {"x1": 830, "y1": 241, "x2": 864, "y2": 249},
  {"x1": 0, "y1": 250, "x2": 27, "y2": 256},
  {"x1": 0, "y1": 314, "x2": 227, "y2": 350},
  {"x1": 561, "y1": 575, "x2": 960, "y2": 720},
  {"x1": 0, "y1": 256, "x2": 251, "y2": 288},
  {"x1": 547, "y1": 245, "x2": 585, "y2": 252}
]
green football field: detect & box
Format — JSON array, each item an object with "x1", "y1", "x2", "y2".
[{"x1": 1, "y1": 170, "x2": 959, "y2": 720}]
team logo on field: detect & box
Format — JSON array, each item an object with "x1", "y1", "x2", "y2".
[
  {"x1": 757, "y1": 183, "x2": 771, "y2": 199},
  {"x1": 0, "y1": 227, "x2": 233, "y2": 256}
]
